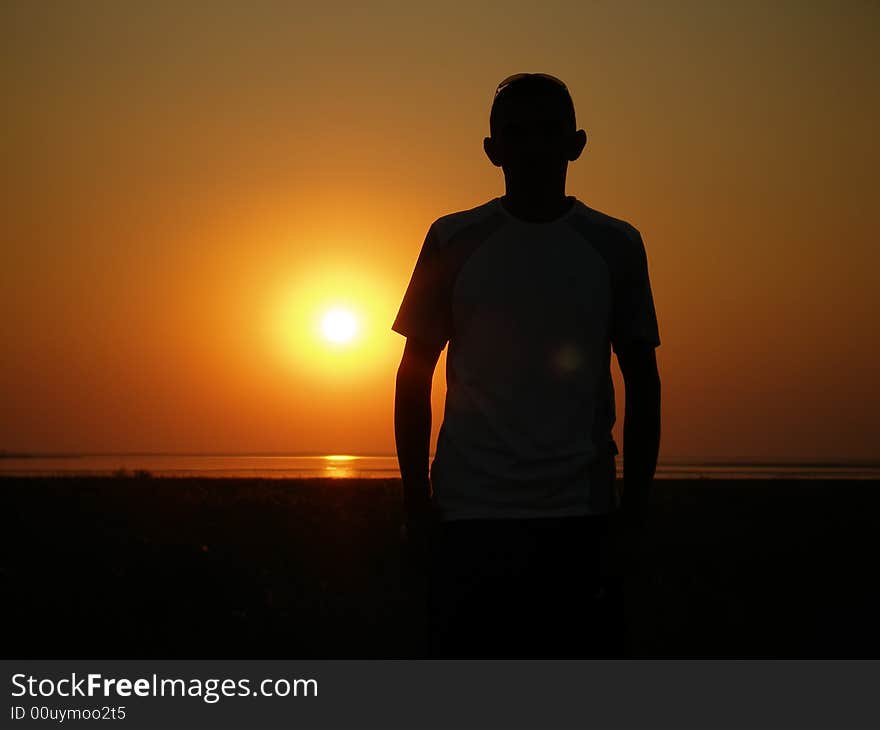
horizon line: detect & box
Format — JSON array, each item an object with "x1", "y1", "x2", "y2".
[{"x1": 2, "y1": 450, "x2": 879, "y2": 468}]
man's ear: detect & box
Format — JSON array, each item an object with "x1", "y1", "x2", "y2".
[
  {"x1": 484, "y1": 136, "x2": 503, "y2": 167},
  {"x1": 568, "y1": 129, "x2": 588, "y2": 162}
]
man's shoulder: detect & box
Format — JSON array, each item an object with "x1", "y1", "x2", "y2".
[
  {"x1": 429, "y1": 198, "x2": 504, "y2": 246},
  {"x1": 570, "y1": 200, "x2": 641, "y2": 242},
  {"x1": 568, "y1": 202, "x2": 648, "y2": 272}
]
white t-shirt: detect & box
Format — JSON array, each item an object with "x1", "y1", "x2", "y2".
[{"x1": 392, "y1": 195, "x2": 660, "y2": 521}]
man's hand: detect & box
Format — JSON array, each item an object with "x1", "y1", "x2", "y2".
[
  {"x1": 609, "y1": 495, "x2": 651, "y2": 576},
  {"x1": 400, "y1": 480, "x2": 436, "y2": 580},
  {"x1": 399, "y1": 520, "x2": 429, "y2": 576},
  {"x1": 620, "y1": 488, "x2": 650, "y2": 531},
  {"x1": 400, "y1": 512, "x2": 433, "y2": 550},
  {"x1": 400, "y1": 486, "x2": 435, "y2": 542}
]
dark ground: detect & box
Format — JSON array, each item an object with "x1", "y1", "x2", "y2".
[{"x1": 2, "y1": 476, "x2": 879, "y2": 658}]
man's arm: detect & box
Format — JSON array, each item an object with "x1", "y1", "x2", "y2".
[
  {"x1": 394, "y1": 336, "x2": 444, "y2": 535},
  {"x1": 616, "y1": 341, "x2": 661, "y2": 516}
]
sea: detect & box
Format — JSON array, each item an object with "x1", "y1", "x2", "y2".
[{"x1": 0, "y1": 453, "x2": 878, "y2": 480}]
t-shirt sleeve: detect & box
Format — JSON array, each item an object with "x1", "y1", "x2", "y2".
[
  {"x1": 391, "y1": 223, "x2": 452, "y2": 349},
  {"x1": 611, "y1": 227, "x2": 661, "y2": 353}
]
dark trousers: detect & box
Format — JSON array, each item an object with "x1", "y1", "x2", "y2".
[{"x1": 427, "y1": 513, "x2": 623, "y2": 658}]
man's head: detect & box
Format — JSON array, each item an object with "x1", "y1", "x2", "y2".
[{"x1": 484, "y1": 73, "x2": 587, "y2": 181}]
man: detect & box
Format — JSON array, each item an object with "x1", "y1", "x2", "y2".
[{"x1": 392, "y1": 73, "x2": 661, "y2": 658}]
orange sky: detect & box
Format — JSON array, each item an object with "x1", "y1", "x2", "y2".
[{"x1": 2, "y1": 1, "x2": 878, "y2": 460}]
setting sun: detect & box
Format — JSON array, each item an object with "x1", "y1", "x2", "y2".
[
  {"x1": 263, "y1": 255, "x2": 403, "y2": 384},
  {"x1": 321, "y1": 308, "x2": 357, "y2": 344}
]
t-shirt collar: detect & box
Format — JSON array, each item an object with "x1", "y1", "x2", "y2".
[{"x1": 494, "y1": 195, "x2": 579, "y2": 226}]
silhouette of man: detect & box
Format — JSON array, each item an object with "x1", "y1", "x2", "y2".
[{"x1": 392, "y1": 73, "x2": 661, "y2": 658}]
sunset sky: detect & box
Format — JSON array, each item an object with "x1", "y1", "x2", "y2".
[{"x1": 2, "y1": 1, "x2": 877, "y2": 461}]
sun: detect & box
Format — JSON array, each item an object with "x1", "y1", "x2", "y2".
[
  {"x1": 321, "y1": 308, "x2": 358, "y2": 344},
  {"x1": 265, "y1": 260, "x2": 400, "y2": 377}
]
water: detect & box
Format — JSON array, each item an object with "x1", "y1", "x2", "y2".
[{"x1": 1, "y1": 453, "x2": 879, "y2": 480}]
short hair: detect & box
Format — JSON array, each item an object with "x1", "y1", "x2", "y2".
[{"x1": 489, "y1": 74, "x2": 576, "y2": 138}]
